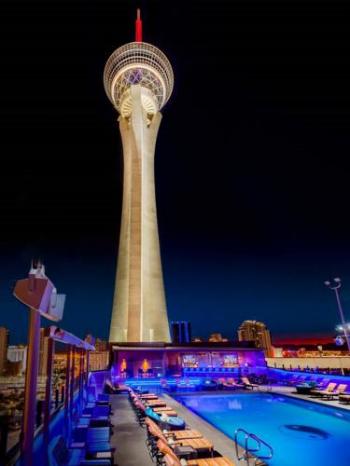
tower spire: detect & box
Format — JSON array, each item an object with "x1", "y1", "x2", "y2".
[
  {"x1": 104, "y1": 9, "x2": 174, "y2": 343},
  {"x1": 135, "y1": 8, "x2": 143, "y2": 42}
]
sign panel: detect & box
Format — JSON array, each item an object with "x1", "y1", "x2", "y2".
[{"x1": 13, "y1": 272, "x2": 65, "y2": 322}]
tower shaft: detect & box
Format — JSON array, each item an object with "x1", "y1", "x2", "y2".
[{"x1": 109, "y1": 85, "x2": 170, "y2": 342}]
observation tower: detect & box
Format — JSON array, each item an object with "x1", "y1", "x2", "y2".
[{"x1": 104, "y1": 10, "x2": 173, "y2": 342}]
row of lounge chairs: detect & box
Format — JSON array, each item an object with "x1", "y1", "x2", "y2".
[
  {"x1": 282, "y1": 374, "x2": 336, "y2": 387},
  {"x1": 129, "y1": 388, "x2": 236, "y2": 466},
  {"x1": 308, "y1": 382, "x2": 350, "y2": 402},
  {"x1": 218, "y1": 377, "x2": 259, "y2": 390},
  {"x1": 169, "y1": 377, "x2": 259, "y2": 392},
  {"x1": 49, "y1": 393, "x2": 114, "y2": 466}
]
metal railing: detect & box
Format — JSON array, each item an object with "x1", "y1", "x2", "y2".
[{"x1": 234, "y1": 428, "x2": 273, "y2": 466}]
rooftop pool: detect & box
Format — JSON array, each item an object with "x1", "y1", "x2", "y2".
[{"x1": 175, "y1": 393, "x2": 350, "y2": 466}]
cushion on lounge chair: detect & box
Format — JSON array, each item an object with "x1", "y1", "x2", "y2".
[{"x1": 171, "y1": 429, "x2": 203, "y2": 440}]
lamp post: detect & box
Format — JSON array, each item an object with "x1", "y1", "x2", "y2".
[
  {"x1": 14, "y1": 261, "x2": 65, "y2": 466},
  {"x1": 324, "y1": 277, "x2": 350, "y2": 352}
]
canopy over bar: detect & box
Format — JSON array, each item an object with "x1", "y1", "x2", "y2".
[{"x1": 49, "y1": 326, "x2": 95, "y2": 351}]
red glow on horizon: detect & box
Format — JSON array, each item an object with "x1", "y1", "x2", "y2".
[{"x1": 273, "y1": 335, "x2": 334, "y2": 346}]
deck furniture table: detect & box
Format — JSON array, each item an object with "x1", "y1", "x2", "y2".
[
  {"x1": 295, "y1": 385, "x2": 314, "y2": 395},
  {"x1": 173, "y1": 445, "x2": 197, "y2": 460}
]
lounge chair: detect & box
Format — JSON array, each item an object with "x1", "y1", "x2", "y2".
[
  {"x1": 103, "y1": 380, "x2": 117, "y2": 394},
  {"x1": 157, "y1": 436, "x2": 214, "y2": 458},
  {"x1": 148, "y1": 419, "x2": 213, "y2": 455},
  {"x1": 241, "y1": 377, "x2": 259, "y2": 390},
  {"x1": 145, "y1": 417, "x2": 202, "y2": 440},
  {"x1": 140, "y1": 393, "x2": 159, "y2": 400},
  {"x1": 321, "y1": 384, "x2": 348, "y2": 400},
  {"x1": 168, "y1": 436, "x2": 213, "y2": 454},
  {"x1": 166, "y1": 429, "x2": 203, "y2": 440},
  {"x1": 146, "y1": 399, "x2": 168, "y2": 408},
  {"x1": 145, "y1": 407, "x2": 186, "y2": 430},
  {"x1": 221, "y1": 378, "x2": 234, "y2": 389},
  {"x1": 163, "y1": 450, "x2": 235, "y2": 466},
  {"x1": 152, "y1": 406, "x2": 176, "y2": 412},
  {"x1": 48, "y1": 435, "x2": 111, "y2": 466},
  {"x1": 339, "y1": 393, "x2": 350, "y2": 404},
  {"x1": 311, "y1": 382, "x2": 337, "y2": 397},
  {"x1": 153, "y1": 408, "x2": 178, "y2": 416},
  {"x1": 222, "y1": 378, "x2": 244, "y2": 389}
]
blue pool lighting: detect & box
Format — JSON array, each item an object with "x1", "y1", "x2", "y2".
[{"x1": 175, "y1": 393, "x2": 350, "y2": 466}]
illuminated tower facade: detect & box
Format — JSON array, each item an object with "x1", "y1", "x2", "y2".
[{"x1": 104, "y1": 11, "x2": 173, "y2": 343}]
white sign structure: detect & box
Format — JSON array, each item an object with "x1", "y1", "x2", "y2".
[{"x1": 13, "y1": 262, "x2": 65, "y2": 322}]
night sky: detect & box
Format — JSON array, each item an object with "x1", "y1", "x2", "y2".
[{"x1": 1, "y1": 0, "x2": 350, "y2": 344}]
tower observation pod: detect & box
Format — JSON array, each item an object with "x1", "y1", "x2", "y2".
[{"x1": 104, "y1": 10, "x2": 173, "y2": 343}]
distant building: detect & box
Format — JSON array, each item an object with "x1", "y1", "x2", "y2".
[
  {"x1": 209, "y1": 333, "x2": 228, "y2": 343},
  {"x1": 88, "y1": 338, "x2": 109, "y2": 371},
  {"x1": 0, "y1": 327, "x2": 9, "y2": 374},
  {"x1": 171, "y1": 322, "x2": 192, "y2": 344},
  {"x1": 237, "y1": 320, "x2": 273, "y2": 357},
  {"x1": 7, "y1": 345, "x2": 27, "y2": 374},
  {"x1": 95, "y1": 339, "x2": 108, "y2": 351},
  {"x1": 54, "y1": 351, "x2": 67, "y2": 371},
  {"x1": 89, "y1": 351, "x2": 110, "y2": 372}
]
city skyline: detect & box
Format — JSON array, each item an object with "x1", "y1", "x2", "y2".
[{"x1": 2, "y1": 1, "x2": 350, "y2": 343}]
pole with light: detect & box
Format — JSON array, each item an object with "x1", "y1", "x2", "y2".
[
  {"x1": 14, "y1": 261, "x2": 65, "y2": 466},
  {"x1": 324, "y1": 277, "x2": 350, "y2": 352}
]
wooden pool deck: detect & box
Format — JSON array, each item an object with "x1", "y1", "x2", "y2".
[{"x1": 109, "y1": 386, "x2": 349, "y2": 466}]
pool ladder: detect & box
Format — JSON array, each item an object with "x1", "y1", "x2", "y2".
[{"x1": 234, "y1": 428, "x2": 274, "y2": 466}]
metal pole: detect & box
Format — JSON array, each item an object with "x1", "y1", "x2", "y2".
[
  {"x1": 70, "y1": 346, "x2": 75, "y2": 419},
  {"x1": 64, "y1": 345, "x2": 71, "y2": 418},
  {"x1": 21, "y1": 309, "x2": 41, "y2": 466},
  {"x1": 43, "y1": 336, "x2": 54, "y2": 451},
  {"x1": 86, "y1": 350, "x2": 90, "y2": 385},
  {"x1": 79, "y1": 348, "x2": 84, "y2": 413},
  {"x1": 82, "y1": 351, "x2": 86, "y2": 402},
  {"x1": 334, "y1": 287, "x2": 350, "y2": 352}
]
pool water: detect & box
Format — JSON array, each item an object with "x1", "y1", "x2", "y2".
[{"x1": 176, "y1": 393, "x2": 350, "y2": 466}]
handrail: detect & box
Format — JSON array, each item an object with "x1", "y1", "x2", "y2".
[
  {"x1": 247, "y1": 433, "x2": 273, "y2": 460},
  {"x1": 234, "y1": 428, "x2": 254, "y2": 461},
  {"x1": 234, "y1": 428, "x2": 273, "y2": 465}
]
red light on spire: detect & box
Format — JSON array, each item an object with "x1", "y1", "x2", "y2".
[{"x1": 135, "y1": 8, "x2": 143, "y2": 42}]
